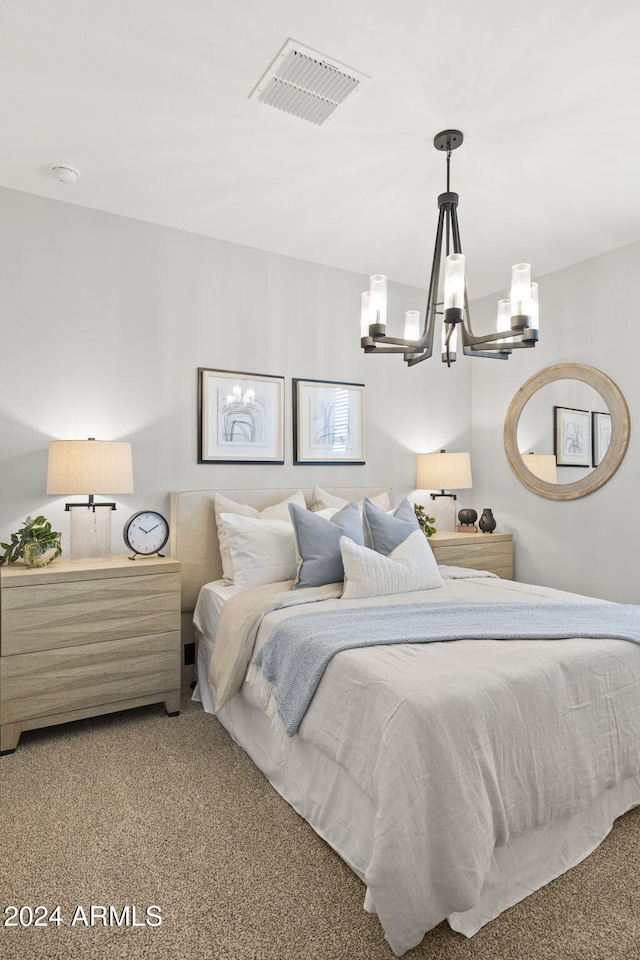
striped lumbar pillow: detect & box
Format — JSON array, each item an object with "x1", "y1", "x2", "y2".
[{"x1": 340, "y1": 529, "x2": 444, "y2": 600}]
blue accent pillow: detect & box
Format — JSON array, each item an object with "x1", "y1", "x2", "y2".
[
  {"x1": 288, "y1": 501, "x2": 364, "y2": 588},
  {"x1": 362, "y1": 497, "x2": 420, "y2": 556}
]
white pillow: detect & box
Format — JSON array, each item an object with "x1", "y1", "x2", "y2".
[
  {"x1": 311, "y1": 485, "x2": 390, "y2": 513},
  {"x1": 340, "y1": 529, "x2": 444, "y2": 600},
  {"x1": 214, "y1": 491, "x2": 306, "y2": 582},
  {"x1": 313, "y1": 507, "x2": 340, "y2": 519},
  {"x1": 219, "y1": 514, "x2": 297, "y2": 591}
]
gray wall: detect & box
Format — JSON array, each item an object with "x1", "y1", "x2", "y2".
[
  {"x1": 0, "y1": 187, "x2": 472, "y2": 556},
  {"x1": 5, "y1": 186, "x2": 635, "y2": 601},
  {"x1": 470, "y1": 241, "x2": 640, "y2": 602}
]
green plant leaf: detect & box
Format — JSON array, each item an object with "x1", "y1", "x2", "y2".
[{"x1": 1, "y1": 513, "x2": 62, "y2": 563}]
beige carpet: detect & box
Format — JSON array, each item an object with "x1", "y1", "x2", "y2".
[{"x1": 1, "y1": 695, "x2": 639, "y2": 960}]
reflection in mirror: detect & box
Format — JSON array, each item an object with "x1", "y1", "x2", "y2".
[
  {"x1": 516, "y1": 380, "x2": 609, "y2": 484},
  {"x1": 521, "y1": 453, "x2": 557, "y2": 483},
  {"x1": 504, "y1": 364, "x2": 630, "y2": 501}
]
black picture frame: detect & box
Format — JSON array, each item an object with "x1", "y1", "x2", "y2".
[
  {"x1": 198, "y1": 368, "x2": 285, "y2": 464},
  {"x1": 293, "y1": 378, "x2": 365, "y2": 465},
  {"x1": 553, "y1": 405, "x2": 591, "y2": 467},
  {"x1": 591, "y1": 411, "x2": 612, "y2": 467}
]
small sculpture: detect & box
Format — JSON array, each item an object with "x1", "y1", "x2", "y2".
[
  {"x1": 479, "y1": 508, "x2": 497, "y2": 534},
  {"x1": 457, "y1": 507, "x2": 478, "y2": 533}
]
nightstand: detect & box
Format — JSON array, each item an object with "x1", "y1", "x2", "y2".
[
  {"x1": 429, "y1": 531, "x2": 513, "y2": 579},
  {"x1": 0, "y1": 555, "x2": 181, "y2": 755}
]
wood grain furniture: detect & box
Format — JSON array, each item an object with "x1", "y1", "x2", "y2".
[
  {"x1": 0, "y1": 555, "x2": 181, "y2": 755},
  {"x1": 429, "y1": 531, "x2": 513, "y2": 579}
]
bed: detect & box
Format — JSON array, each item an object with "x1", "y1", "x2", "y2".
[{"x1": 170, "y1": 487, "x2": 640, "y2": 956}]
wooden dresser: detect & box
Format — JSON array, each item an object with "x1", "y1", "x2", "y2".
[
  {"x1": 429, "y1": 531, "x2": 513, "y2": 580},
  {"x1": 0, "y1": 555, "x2": 181, "y2": 755}
]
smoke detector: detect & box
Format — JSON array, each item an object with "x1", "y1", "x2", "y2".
[
  {"x1": 249, "y1": 39, "x2": 369, "y2": 126},
  {"x1": 49, "y1": 164, "x2": 81, "y2": 185}
]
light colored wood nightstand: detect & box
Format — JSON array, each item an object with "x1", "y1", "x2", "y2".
[
  {"x1": 429, "y1": 531, "x2": 513, "y2": 580},
  {"x1": 0, "y1": 555, "x2": 181, "y2": 755}
]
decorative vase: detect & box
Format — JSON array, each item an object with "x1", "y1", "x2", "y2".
[
  {"x1": 457, "y1": 508, "x2": 478, "y2": 526},
  {"x1": 22, "y1": 543, "x2": 59, "y2": 568},
  {"x1": 478, "y1": 508, "x2": 496, "y2": 534}
]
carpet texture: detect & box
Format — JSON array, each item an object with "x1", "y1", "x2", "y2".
[{"x1": 1, "y1": 695, "x2": 639, "y2": 960}]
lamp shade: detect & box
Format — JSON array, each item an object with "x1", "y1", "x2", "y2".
[
  {"x1": 416, "y1": 452, "x2": 473, "y2": 491},
  {"x1": 47, "y1": 440, "x2": 134, "y2": 495},
  {"x1": 521, "y1": 453, "x2": 557, "y2": 484}
]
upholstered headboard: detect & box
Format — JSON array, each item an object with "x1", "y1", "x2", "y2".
[{"x1": 170, "y1": 486, "x2": 393, "y2": 613}]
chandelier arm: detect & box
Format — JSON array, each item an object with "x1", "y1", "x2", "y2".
[
  {"x1": 367, "y1": 345, "x2": 423, "y2": 353},
  {"x1": 480, "y1": 340, "x2": 536, "y2": 350},
  {"x1": 375, "y1": 202, "x2": 446, "y2": 355},
  {"x1": 445, "y1": 202, "x2": 451, "y2": 257},
  {"x1": 462, "y1": 327, "x2": 525, "y2": 347},
  {"x1": 407, "y1": 343, "x2": 434, "y2": 365},
  {"x1": 449, "y1": 206, "x2": 506, "y2": 349},
  {"x1": 371, "y1": 335, "x2": 423, "y2": 346},
  {"x1": 463, "y1": 345, "x2": 510, "y2": 359},
  {"x1": 413, "y1": 202, "x2": 447, "y2": 353},
  {"x1": 465, "y1": 339, "x2": 538, "y2": 356},
  {"x1": 449, "y1": 205, "x2": 485, "y2": 347},
  {"x1": 450, "y1": 202, "x2": 463, "y2": 254}
]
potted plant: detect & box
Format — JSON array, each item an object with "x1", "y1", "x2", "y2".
[
  {"x1": 414, "y1": 504, "x2": 436, "y2": 538},
  {"x1": 0, "y1": 515, "x2": 62, "y2": 568}
]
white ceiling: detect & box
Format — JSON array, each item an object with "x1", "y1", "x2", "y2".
[{"x1": 1, "y1": 0, "x2": 639, "y2": 298}]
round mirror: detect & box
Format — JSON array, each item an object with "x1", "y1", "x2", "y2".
[{"x1": 504, "y1": 364, "x2": 630, "y2": 500}]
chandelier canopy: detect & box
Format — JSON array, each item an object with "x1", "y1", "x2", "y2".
[{"x1": 360, "y1": 130, "x2": 539, "y2": 366}]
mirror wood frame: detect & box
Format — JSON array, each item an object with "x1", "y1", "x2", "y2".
[{"x1": 504, "y1": 363, "x2": 630, "y2": 500}]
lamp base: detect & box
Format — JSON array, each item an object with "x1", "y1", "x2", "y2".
[{"x1": 68, "y1": 505, "x2": 113, "y2": 561}]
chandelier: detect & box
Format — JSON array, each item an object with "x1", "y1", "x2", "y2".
[{"x1": 360, "y1": 130, "x2": 539, "y2": 366}]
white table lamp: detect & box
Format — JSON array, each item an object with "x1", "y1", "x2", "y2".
[
  {"x1": 47, "y1": 438, "x2": 134, "y2": 560},
  {"x1": 416, "y1": 450, "x2": 473, "y2": 501}
]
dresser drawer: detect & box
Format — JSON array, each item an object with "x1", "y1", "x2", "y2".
[
  {"x1": 0, "y1": 631, "x2": 179, "y2": 724},
  {"x1": 1, "y1": 573, "x2": 180, "y2": 655},
  {"x1": 430, "y1": 539, "x2": 513, "y2": 579}
]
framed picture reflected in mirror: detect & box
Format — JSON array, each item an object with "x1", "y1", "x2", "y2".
[
  {"x1": 592, "y1": 411, "x2": 612, "y2": 467},
  {"x1": 554, "y1": 406, "x2": 591, "y2": 467}
]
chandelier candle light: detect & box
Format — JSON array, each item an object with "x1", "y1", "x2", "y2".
[{"x1": 360, "y1": 130, "x2": 540, "y2": 366}]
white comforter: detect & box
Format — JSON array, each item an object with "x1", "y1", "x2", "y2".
[{"x1": 240, "y1": 576, "x2": 640, "y2": 954}]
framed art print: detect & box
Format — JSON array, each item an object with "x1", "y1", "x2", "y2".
[
  {"x1": 554, "y1": 405, "x2": 591, "y2": 467},
  {"x1": 293, "y1": 378, "x2": 365, "y2": 465},
  {"x1": 198, "y1": 368, "x2": 284, "y2": 463},
  {"x1": 592, "y1": 411, "x2": 612, "y2": 467}
]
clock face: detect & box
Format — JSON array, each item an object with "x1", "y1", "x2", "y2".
[{"x1": 124, "y1": 511, "x2": 170, "y2": 555}]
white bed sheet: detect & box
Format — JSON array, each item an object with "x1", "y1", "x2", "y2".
[
  {"x1": 193, "y1": 579, "x2": 239, "y2": 639},
  {"x1": 194, "y1": 618, "x2": 640, "y2": 950},
  {"x1": 193, "y1": 568, "x2": 492, "y2": 644}
]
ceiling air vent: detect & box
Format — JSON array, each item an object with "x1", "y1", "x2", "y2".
[{"x1": 249, "y1": 39, "x2": 369, "y2": 126}]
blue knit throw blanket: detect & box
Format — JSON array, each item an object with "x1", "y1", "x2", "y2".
[{"x1": 251, "y1": 601, "x2": 640, "y2": 736}]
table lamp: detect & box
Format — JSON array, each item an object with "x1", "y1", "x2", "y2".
[
  {"x1": 416, "y1": 450, "x2": 473, "y2": 501},
  {"x1": 46, "y1": 438, "x2": 134, "y2": 560},
  {"x1": 521, "y1": 453, "x2": 558, "y2": 484}
]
